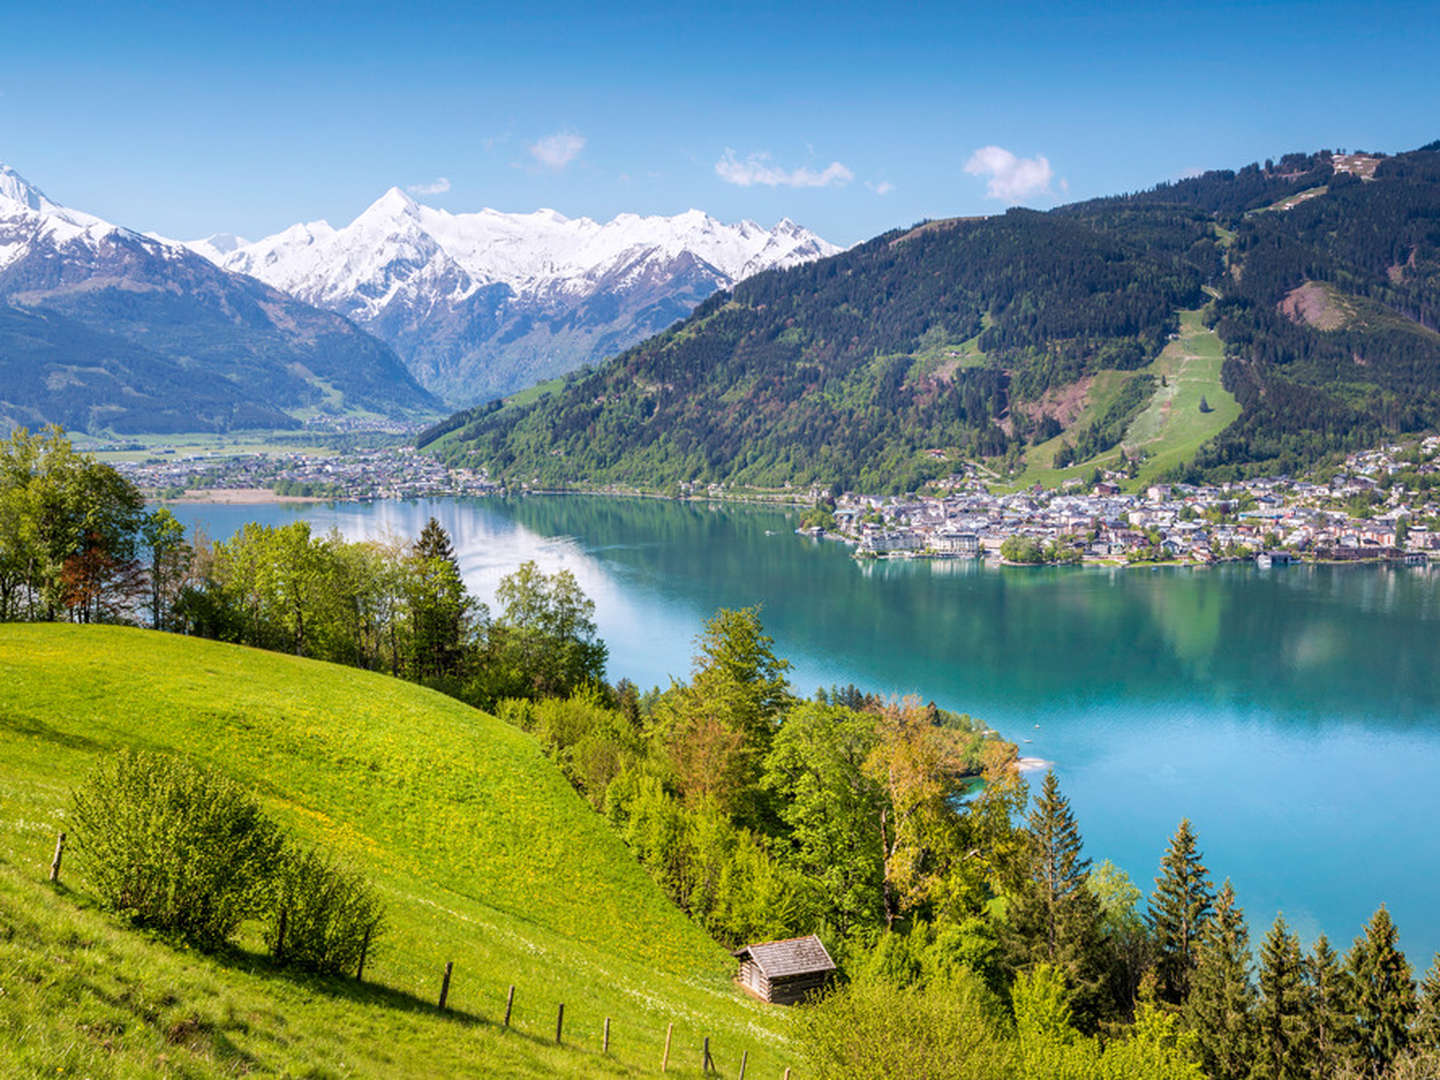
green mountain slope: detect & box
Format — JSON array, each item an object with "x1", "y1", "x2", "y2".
[
  {"x1": 0, "y1": 625, "x2": 792, "y2": 1078},
  {"x1": 427, "y1": 143, "x2": 1440, "y2": 490}
]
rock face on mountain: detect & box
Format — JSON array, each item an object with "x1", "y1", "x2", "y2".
[
  {"x1": 192, "y1": 191, "x2": 839, "y2": 404},
  {"x1": 0, "y1": 164, "x2": 438, "y2": 434}
]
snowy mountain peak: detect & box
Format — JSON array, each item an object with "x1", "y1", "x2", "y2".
[
  {"x1": 0, "y1": 163, "x2": 108, "y2": 231},
  {"x1": 0, "y1": 164, "x2": 53, "y2": 214},
  {"x1": 197, "y1": 193, "x2": 839, "y2": 304},
  {"x1": 183, "y1": 189, "x2": 841, "y2": 403},
  {"x1": 183, "y1": 231, "x2": 250, "y2": 263},
  {"x1": 0, "y1": 163, "x2": 128, "y2": 270},
  {"x1": 364, "y1": 186, "x2": 422, "y2": 220}
]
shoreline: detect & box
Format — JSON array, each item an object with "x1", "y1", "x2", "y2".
[
  {"x1": 150, "y1": 488, "x2": 1435, "y2": 571},
  {"x1": 152, "y1": 487, "x2": 331, "y2": 505}
]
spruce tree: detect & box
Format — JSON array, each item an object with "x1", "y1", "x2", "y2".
[
  {"x1": 408, "y1": 518, "x2": 472, "y2": 679},
  {"x1": 414, "y1": 516, "x2": 458, "y2": 567},
  {"x1": 1252, "y1": 914, "x2": 1309, "y2": 1080},
  {"x1": 1183, "y1": 880, "x2": 1255, "y2": 1080},
  {"x1": 1006, "y1": 771, "x2": 1108, "y2": 1029},
  {"x1": 1416, "y1": 954, "x2": 1440, "y2": 1050},
  {"x1": 1148, "y1": 818, "x2": 1214, "y2": 1004},
  {"x1": 1347, "y1": 906, "x2": 1417, "y2": 1076},
  {"x1": 1307, "y1": 933, "x2": 1358, "y2": 1079}
]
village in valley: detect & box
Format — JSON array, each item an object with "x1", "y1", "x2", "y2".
[
  {"x1": 811, "y1": 436, "x2": 1440, "y2": 566},
  {"x1": 103, "y1": 442, "x2": 498, "y2": 502},
  {"x1": 99, "y1": 431, "x2": 1440, "y2": 568}
]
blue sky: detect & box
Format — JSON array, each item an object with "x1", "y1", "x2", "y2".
[{"x1": 1, "y1": 0, "x2": 1436, "y2": 246}]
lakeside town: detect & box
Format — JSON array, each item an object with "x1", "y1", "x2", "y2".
[
  {"x1": 106, "y1": 434, "x2": 1440, "y2": 567},
  {"x1": 818, "y1": 436, "x2": 1440, "y2": 566},
  {"x1": 108, "y1": 443, "x2": 498, "y2": 502}
]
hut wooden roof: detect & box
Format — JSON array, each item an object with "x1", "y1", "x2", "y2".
[{"x1": 732, "y1": 935, "x2": 836, "y2": 979}]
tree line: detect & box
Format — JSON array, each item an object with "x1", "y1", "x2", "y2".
[{"x1": 0, "y1": 426, "x2": 606, "y2": 712}]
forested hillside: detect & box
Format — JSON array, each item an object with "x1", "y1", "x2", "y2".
[{"x1": 427, "y1": 142, "x2": 1440, "y2": 491}]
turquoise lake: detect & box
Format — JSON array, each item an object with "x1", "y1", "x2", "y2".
[{"x1": 172, "y1": 495, "x2": 1440, "y2": 965}]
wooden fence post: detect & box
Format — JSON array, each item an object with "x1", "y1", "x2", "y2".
[
  {"x1": 438, "y1": 961, "x2": 453, "y2": 1010},
  {"x1": 49, "y1": 832, "x2": 65, "y2": 883},
  {"x1": 273, "y1": 907, "x2": 287, "y2": 962},
  {"x1": 355, "y1": 923, "x2": 372, "y2": 982},
  {"x1": 662, "y1": 1021, "x2": 673, "y2": 1072},
  {"x1": 603, "y1": 1016, "x2": 611, "y2": 1054},
  {"x1": 503, "y1": 984, "x2": 515, "y2": 1027},
  {"x1": 739, "y1": 1049, "x2": 748, "y2": 1079},
  {"x1": 555, "y1": 1002, "x2": 564, "y2": 1044}
]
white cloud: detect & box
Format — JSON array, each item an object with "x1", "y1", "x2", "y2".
[
  {"x1": 407, "y1": 177, "x2": 451, "y2": 196},
  {"x1": 964, "y1": 146, "x2": 1054, "y2": 202},
  {"x1": 530, "y1": 132, "x2": 586, "y2": 170},
  {"x1": 866, "y1": 180, "x2": 895, "y2": 196},
  {"x1": 715, "y1": 149, "x2": 854, "y2": 189}
]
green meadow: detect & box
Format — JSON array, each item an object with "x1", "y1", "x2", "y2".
[
  {"x1": 1121, "y1": 308, "x2": 1239, "y2": 483},
  {"x1": 0, "y1": 625, "x2": 794, "y2": 1079},
  {"x1": 1010, "y1": 309, "x2": 1238, "y2": 491}
]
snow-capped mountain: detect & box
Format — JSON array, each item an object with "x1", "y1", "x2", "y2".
[
  {"x1": 187, "y1": 189, "x2": 840, "y2": 403},
  {"x1": 0, "y1": 164, "x2": 436, "y2": 433}
]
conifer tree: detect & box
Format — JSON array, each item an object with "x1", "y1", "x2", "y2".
[
  {"x1": 1148, "y1": 818, "x2": 1214, "y2": 1004},
  {"x1": 414, "y1": 516, "x2": 458, "y2": 567},
  {"x1": 1347, "y1": 906, "x2": 1417, "y2": 1076},
  {"x1": 1415, "y1": 954, "x2": 1440, "y2": 1050},
  {"x1": 1183, "y1": 880, "x2": 1255, "y2": 1080},
  {"x1": 1006, "y1": 771, "x2": 1107, "y2": 1028},
  {"x1": 1307, "y1": 933, "x2": 1358, "y2": 1079},
  {"x1": 407, "y1": 517, "x2": 473, "y2": 679},
  {"x1": 1252, "y1": 914, "x2": 1309, "y2": 1080}
]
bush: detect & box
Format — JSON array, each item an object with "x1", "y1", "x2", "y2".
[
  {"x1": 794, "y1": 972, "x2": 1014, "y2": 1080},
  {"x1": 266, "y1": 846, "x2": 385, "y2": 975},
  {"x1": 1000, "y1": 536, "x2": 1047, "y2": 564},
  {"x1": 70, "y1": 750, "x2": 285, "y2": 947}
]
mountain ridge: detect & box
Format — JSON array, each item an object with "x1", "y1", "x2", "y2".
[
  {"x1": 0, "y1": 163, "x2": 440, "y2": 434},
  {"x1": 182, "y1": 193, "x2": 840, "y2": 403}
]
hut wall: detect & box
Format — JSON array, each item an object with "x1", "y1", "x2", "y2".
[
  {"x1": 767, "y1": 971, "x2": 831, "y2": 1006},
  {"x1": 739, "y1": 960, "x2": 772, "y2": 1000}
]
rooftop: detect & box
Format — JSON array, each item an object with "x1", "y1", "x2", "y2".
[{"x1": 733, "y1": 935, "x2": 836, "y2": 979}]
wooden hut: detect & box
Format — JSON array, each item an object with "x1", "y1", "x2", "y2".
[{"x1": 732, "y1": 935, "x2": 836, "y2": 1005}]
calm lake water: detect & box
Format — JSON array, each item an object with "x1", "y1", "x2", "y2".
[{"x1": 172, "y1": 495, "x2": 1440, "y2": 964}]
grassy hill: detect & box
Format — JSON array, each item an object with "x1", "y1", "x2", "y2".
[{"x1": 0, "y1": 625, "x2": 793, "y2": 1078}]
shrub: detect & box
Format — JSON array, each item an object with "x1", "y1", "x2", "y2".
[
  {"x1": 266, "y1": 846, "x2": 385, "y2": 975},
  {"x1": 794, "y1": 971, "x2": 1014, "y2": 1080},
  {"x1": 70, "y1": 750, "x2": 285, "y2": 947}
]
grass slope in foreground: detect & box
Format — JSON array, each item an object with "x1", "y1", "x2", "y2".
[{"x1": 0, "y1": 625, "x2": 792, "y2": 1079}]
